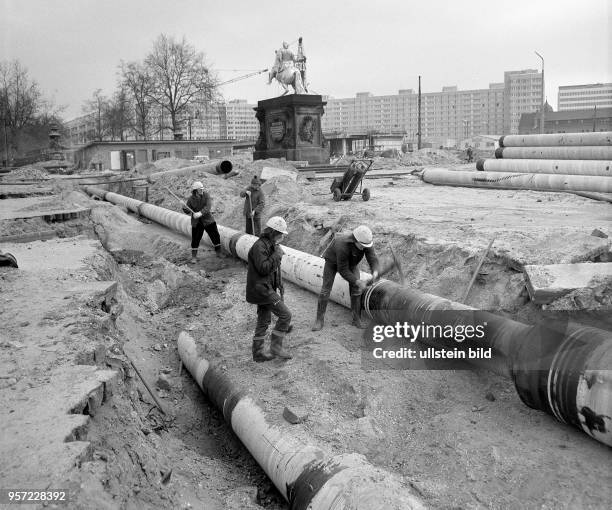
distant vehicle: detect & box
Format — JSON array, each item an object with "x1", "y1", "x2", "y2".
[{"x1": 193, "y1": 155, "x2": 209, "y2": 163}]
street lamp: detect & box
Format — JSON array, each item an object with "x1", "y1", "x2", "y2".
[{"x1": 534, "y1": 51, "x2": 545, "y2": 134}]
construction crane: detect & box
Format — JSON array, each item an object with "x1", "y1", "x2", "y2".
[{"x1": 218, "y1": 68, "x2": 268, "y2": 86}]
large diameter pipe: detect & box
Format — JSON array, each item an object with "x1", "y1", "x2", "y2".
[
  {"x1": 476, "y1": 158, "x2": 612, "y2": 177},
  {"x1": 495, "y1": 146, "x2": 612, "y2": 160},
  {"x1": 421, "y1": 168, "x2": 612, "y2": 193},
  {"x1": 85, "y1": 187, "x2": 612, "y2": 447},
  {"x1": 362, "y1": 281, "x2": 612, "y2": 448},
  {"x1": 178, "y1": 331, "x2": 425, "y2": 510},
  {"x1": 147, "y1": 160, "x2": 233, "y2": 183},
  {"x1": 499, "y1": 132, "x2": 612, "y2": 147}
]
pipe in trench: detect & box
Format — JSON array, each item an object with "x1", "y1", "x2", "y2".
[
  {"x1": 178, "y1": 331, "x2": 425, "y2": 510},
  {"x1": 476, "y1": 158, "x2": 612, "y2": 177},
  {"x1": 84, "y1": 186, "x2": 612, "y2": 448},
  {"x1": 421, "y1": 168, "x2": 612, "y2": 194},
  {"x1": 495, "y1": 146, "x2": 612, "y2": 160},
  {"x1": 499, "y1": 132, "x2": 612, "y2": 148},
  {"x1": 146, "y1": 160, "x2": 233, "y2": 183}
]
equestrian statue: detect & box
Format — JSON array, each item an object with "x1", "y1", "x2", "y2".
[{"x1": 268, "y1": 38, "x2": 308, "y2": 95}]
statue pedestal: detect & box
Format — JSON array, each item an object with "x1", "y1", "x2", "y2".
[{"x1": 253, "y1": 95, "x2": 329, "y2": 165}]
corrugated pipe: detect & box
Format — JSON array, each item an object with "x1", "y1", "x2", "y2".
[
  {"x1": 146, "y1": 160, "x2": 233, "y2": 183},
  {"x1": 421, "y1": 168, "x2": 612, "y2": 193},
  {"x1": 476, "y1": 158, "x2": 612, "y2": 177},
  {"x1": 495, "y1": 146, "x2": 612, "y2": 160},
  {"x1": 499, "y1": 132, "x2": 612, "y2": 148},
  {"x1": 84, "y1": 186, "x2": 612, "y2": 448},
  {"x1": 178, "y1": 331, "x2": 425, "y2": 510}
]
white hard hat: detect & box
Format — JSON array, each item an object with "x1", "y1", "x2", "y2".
[
  {"x1": 353, "y1": 225, "x2": 373, "y2": 247},
  {"x1": 266, "y1": 216, "x2": 288, "y2": 235},
  {"x1": 191, "y1": 181, "x2": 204, "y2": 191}
]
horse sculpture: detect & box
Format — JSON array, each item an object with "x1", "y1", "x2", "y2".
[{"x1": 268, "y1": 48, "x2": 307, "y2": 95}]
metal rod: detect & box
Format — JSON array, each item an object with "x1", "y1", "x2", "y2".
[
  {"x1": 462, "y1": 236, "x2": 495, "y2": 303},
  {"x1": 129, "y1": 360, "x2": 167, "y2": 415}
]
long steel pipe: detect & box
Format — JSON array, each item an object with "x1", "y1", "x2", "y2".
[
  {"x1": 84, "y1": 186, "x2": 612, "y2": 448},
  {"x1": 499, "y1": 132, "x2": 612, "y2": 147},
  {"x1": 476, "y1": 158, "x2": 612, "y2": 177},
  {"x1": 495, "y1": 146, "x2": 612, "y2": 160},
  {"x1": 421, "y1": 168, "x2": 612, "y2": 193},
  {"x1": 147, "y1": 160, "x2": 233, "y2": 183},
  {"x1": 178, "y1": 331, "x2": 425, "y2": 510}
]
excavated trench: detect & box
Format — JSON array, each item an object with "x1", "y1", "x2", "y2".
[{"x1": 2, "y1": 162, "x2": 611, "y2": 508}]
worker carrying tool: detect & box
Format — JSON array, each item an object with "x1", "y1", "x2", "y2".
[
  {"x1": 183, "y1": 181, "x2": 223, "y2": 263},
  {"x1": 312, "y1": 225, "x2": 380, "y2": 331},
  {"x1": 246, "y1": 216, "x2": 293, "y2": 362},
  {"x1": 239, "y1": 176, "x2": 266, "y2": 235}
]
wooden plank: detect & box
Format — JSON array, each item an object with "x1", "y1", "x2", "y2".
[{"x1": 523, "y1": 262, "x2": 612, "y2": 304}]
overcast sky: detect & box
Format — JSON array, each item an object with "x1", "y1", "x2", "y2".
[{"x1": 2, "y1": 0, "x2": 611, "y2": 119}]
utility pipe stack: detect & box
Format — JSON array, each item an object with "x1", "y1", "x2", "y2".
[
  {"x1": 84, "y1": 186, "x2": 612, "y2": 449},
  {"x1": 476, "y1": 158, "x2": 612, "y2": 177}
]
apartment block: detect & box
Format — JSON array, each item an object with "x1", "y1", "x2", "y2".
[
  {"x1": 558, "y1": 83, "x2": 612, "y2": 111},
  {"x1": 322, "y1": 69, "x2": 542, "y2": 143}
]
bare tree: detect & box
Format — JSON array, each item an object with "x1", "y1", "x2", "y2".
[
  {"x1": 105, "y1": 86, "x2": 132, "y2": 141},
  {"x1": 145, "y1": 34, "x2": 218, "y2": 136},
  {"x1": 120, "y1": 61, "x2": 154, "y2": 139},
  {"x1": 0, "y1": 60, "x2": 61, "y2": 161},
  {"x1": 82, "y1": 89, "x2": 109, "y2": 141}
]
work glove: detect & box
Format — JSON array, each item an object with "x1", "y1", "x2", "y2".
[
  {"x1": 354, "y1": 279, "x2": 368, "y2": 294},
  {"x1": 193, "y1": 211, "x2": 202, "y2": 219},
  {"x1": 245, "y1": 190, "x2": 251, "y2": 196},
  {"x1": 250, "y1": 211, "x2": 255, "y2": 218}
]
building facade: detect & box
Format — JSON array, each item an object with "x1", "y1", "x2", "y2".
[
  {"x1": 322, "y1": 69, "x2": 542, "y2": 146},
  {"x1": 518, "y1": 107, "x2": 612, "y2": 135},
  {"x1": 557, "y1": 83, "x2": 612, "y2": 111}
]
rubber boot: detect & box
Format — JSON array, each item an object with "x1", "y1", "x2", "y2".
[
  {"x1": 214, "y1": 245, "x2": 225, "y2": 258},
  {"x1": 190, "y1": 249, "x2": 198, "y2": 264},
  {"x1": 252, "y1": 336, "x2": 273, "y2": 362},
  {"x1": 270, "y1": 331, "x2": 292, "y2": 360},
  {"x1": 351, "y1": 294, "x2": 367, "y2": 329},
  {"x1": 311, "y1": 298, "x2": 328, "y2": 331}
]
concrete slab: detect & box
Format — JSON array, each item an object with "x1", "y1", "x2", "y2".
[
  {"x1": 0, "y1": 236, "x2": 102, "y2": 272},
  {"x1": 523, "y1": 262, "x2": 612, "y2": 304},
  {"x1": 0, "y1": 366, "x2": 119, "y2": 488},
  {"x1": 0, "y1": 196, "x2": 90, "y2": 221}
]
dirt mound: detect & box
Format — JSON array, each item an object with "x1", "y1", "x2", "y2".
[
  {"x1": 3, "y1": 165, "x2": 50, "y2": 181},
  {"x1": 152, "y1": 157, "x2": 194, "y2": 171}
]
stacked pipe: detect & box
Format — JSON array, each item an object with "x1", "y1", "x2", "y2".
[
  {"x1": 84, "y1": 186, "x2": 612, "y2": 451},
  {"x1": 423, "y1": 131, "x2": 612, "y2": 193}
]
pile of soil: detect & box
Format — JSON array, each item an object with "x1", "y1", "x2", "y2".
[{"x1": 3, "y1": 164, "x2": 50, "y2": 181}]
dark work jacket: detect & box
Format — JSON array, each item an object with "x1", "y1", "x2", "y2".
[
  {"x1": 183, "y1": 192, "x2": 215, "y2": 227},
  {"x1": 240, "y1": 186, "x2": 265, "y2": 218},
  {"x1": 246, "y1": 232, "x2": 283, "y2": 305},
  {"x1": 323, "y1": 232, "x2": 380, "y2": 285}
]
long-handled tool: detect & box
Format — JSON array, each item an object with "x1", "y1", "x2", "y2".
[
  {"x1": 164, "y1": 186, "x2": 195, "y2": 214},
  {"x1": 462, "y1": 236, "x2": 496, "y2": 303},
  {"x1": 247, "y1": 191, "x2": 255, "y2": 233}
]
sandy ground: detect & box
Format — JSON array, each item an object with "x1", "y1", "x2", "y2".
[{"x1": 0, "y1": 152, "x2": 611, "y2": 509}]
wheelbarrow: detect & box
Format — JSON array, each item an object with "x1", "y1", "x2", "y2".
[{"x1": 330, "y1": 159, "x2": 373, "y2": 202}]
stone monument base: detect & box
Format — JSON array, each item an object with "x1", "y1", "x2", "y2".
[{"x1": 253, "y1": 95, "x2": 329, "y2": 165}]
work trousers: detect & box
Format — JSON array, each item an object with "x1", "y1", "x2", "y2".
[
  {"x1": 254, "y1": 300, "x2": 292, "y2": 337},
  {"x1": 319, "y1": 260, "x2": 360, "y2": 298},
  {"x1": 245, "y1": 215, "x2": 262, "y2": 236},
  {"x1": 192, "y1": 222, "x2": 221, "y2": 250}
]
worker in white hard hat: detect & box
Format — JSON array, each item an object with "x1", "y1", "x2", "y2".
[
  {"x1": 312, "y1": 225, "x2": 380, "y2": 331},
  {"x1": 245, "y1": 216, "x2": 293, "y2": 362},
  {"x1": 183, "y1": 181, "x2": 223, "y2": 263}
]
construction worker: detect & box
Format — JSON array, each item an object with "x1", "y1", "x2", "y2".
[
  {"x1": 311, "y1": 225, "x2": 380, "y2": 331},
  {"x1": 183, "y1": 181, "x2": 223, "y2": 263},
  {"x1": 466, "y1": 146, "x2": 474, "y2": 163},
  {"x1": 240, "y1": 176, "x2": 265, "y2": 235},
  {"x1": 246, "y1": 216, "x2": 293, "y2": 362}
]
